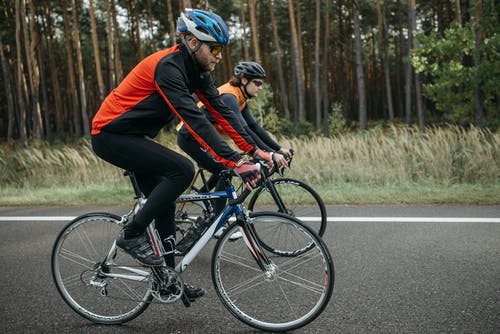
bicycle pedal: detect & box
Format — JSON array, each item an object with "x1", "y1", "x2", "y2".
[{"x1": 181, "y1": 294, "x2": 192, "y2": 307}]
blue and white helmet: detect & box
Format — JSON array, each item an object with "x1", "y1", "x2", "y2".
[{"x1": 177, "y1": 8, "x2": 230, "y2": 46}]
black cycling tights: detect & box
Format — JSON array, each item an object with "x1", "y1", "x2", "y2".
[{"x1": 92, "y1": 132, "x2": 194, "y2": 266}]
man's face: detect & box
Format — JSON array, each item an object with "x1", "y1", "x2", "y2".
[{"x1": 190, "y1": 38, "x2": 223, "y2": 72}]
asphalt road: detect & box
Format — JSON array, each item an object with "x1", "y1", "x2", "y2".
[{"x1": 0, "y1": 205, "x2": 499, "y2": 333}]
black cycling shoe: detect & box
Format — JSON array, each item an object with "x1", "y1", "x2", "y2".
[
  {"x1": 116, "y1": 230, "x2": 164, "y2": 266},
  {"x1": 184, "y1": 284, "x2": 205, "y2": 301}
]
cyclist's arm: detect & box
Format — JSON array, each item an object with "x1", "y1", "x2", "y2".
[
  {"x1": 154, "y1": 62, "x2": 242, "y2": 168},
  {"x1": 195, "y1": 78, "x2": 258, "y2": 156},
  {"x1": 241, "y1": 105, "x2": 282, "y2": 152},
  {"x1": 217, "y1": 94, "x2": 272, "y2": 152}
]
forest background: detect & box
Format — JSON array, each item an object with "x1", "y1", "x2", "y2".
[{"x1": 0, "y1": 0, "x2": 498, "y2": 205}]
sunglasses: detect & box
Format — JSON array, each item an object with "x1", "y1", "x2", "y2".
[
  {"x1": 252, "y1": 79, "x2": 264, "y2": 87},
  {"x1": 206, "y1": 43, "x2": 224, "y2": 56}
]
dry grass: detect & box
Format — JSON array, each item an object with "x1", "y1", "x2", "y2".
[
  {"x1": 0, "y1": 126, "x2": 498, "y2": 205},
  {"x1": 280, "y1": 125, "x2": 499, "y2": 185}
]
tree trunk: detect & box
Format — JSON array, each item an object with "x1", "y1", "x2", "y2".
[
  {"x1": 25, "y1": 0, "x2": 44, "y2": 141},
  {"x1": 408, "y1": 0, "x2": 425, "y2": 132},
  {"x1": 338, "y1": 0, "x2": 350, "y2": 119},
  {"x1": 248, "y1": 0, "x2": 260, "y2": 63},
  {"x1": 0, "y1": 36, "x2": 16, "y2": 146},
  {"x1": 89, "y1": 0, "x2": 105, "y2": 103},
  {"x1": 455, "y1": 0, "x2": 462, "y2": 25},
  {"x1": 63, "y1": 0, "x2": 80, "y2": 136},
  {"x1": 42, "y1": 2, "x2": 64, "y2": 139},
  {"x1": 268, "y1": 0, "x2": 289, "y2": 119},
  {"x1": 395, "y1": 0, "x2": 404, "y2": 118},
  {"x1": 240, "y1": 0, "x2": 249, "y2": 60},
  {"x1": 260, "y1": 4, "x2": 271, "y2": 87},
  {"x1": 181, "y1": 0, "x2": 192, "y2": 10},
  {"x1": 106, "y1": 0, "x2": 116, "y2": 89},
  {"x1": 295, "y1": 0, "x2": 305, "y2": 89},
  {"x1": 71, "y1": 0, "x2": 90, "y2": 136},
  {"x1": 404, "y1": 0, "x2": 413, "y2": 126},
  {"x1": 376, "y1": 0, "x2": 394, "y2": 123},
  {"x1": 287, "y1": 0, "x2": 305, "y2": 121},
  {"x1": 321, "y1": 1, "x2": 331, "y2": 132},
  {"x1": 127, "y1": 0, "x2": 143, "y2": 62},
  {"x1": 146, "y1": 0, "x2": 154, "y2": 52},
  {"x1": 472, "y1": 0, "x2": 483, "y2": 126},
  {"x1": 353, "y1": 0, "x2": 367, "y2": 130},
  {"x1": 15, "y1": 0, "x2": 27, "y2": 146},
  {"x1": 166, "y1": 0, "x2": 176, "y2": 46},
  {"x1": 38, "y1": 43, "x2": 52, "y2": 141},
  {"x1": 111, "y1": 0, "x2": 123, "y2": 82},
  {"x1": 222, "y1": 47, "x2": 233, "y2": 80},
  {"x1": 314, "y1": 0, "x2": 321, "y2": 128}
]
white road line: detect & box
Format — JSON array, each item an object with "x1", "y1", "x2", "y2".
[
  {"x1": 0, "y1": 217, "x2": 76, "y2": 221},
  {"x1": 0, "y1": 216, "x2": 498, "y2": 223}
]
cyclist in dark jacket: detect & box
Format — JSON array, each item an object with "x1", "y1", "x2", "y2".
[{"x1": 91, "y1": 9, "x2": 271, "y2": 300}]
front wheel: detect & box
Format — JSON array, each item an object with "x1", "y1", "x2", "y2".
[
  {"x1": 51, "y1": 213, "x2": 152, "y2": 324},
  {"x1": 211, "y1": 212, "x2": 334, "y2": 332}
]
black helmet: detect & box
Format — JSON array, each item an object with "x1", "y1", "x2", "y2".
[{"x1": 234, "y1": 61, "x2": 266, "y2": 79}]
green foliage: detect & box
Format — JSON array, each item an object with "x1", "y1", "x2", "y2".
[
  {"x1": 327, "y1": 102, "x2": 347, "y2": 137},
  {"x1": 412, "y1": 21, "x2": 499, "y2": 127},
  {"x1": 247, "y1": 84, "x2": 320, "y2": 137},
  {"x1": 247, "y1": 83, "x2": 276, "y2": 127},
  {"x1": 246, "y1": 83, "x2": 293, "y2": 136}
]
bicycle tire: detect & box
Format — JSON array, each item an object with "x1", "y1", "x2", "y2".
[
  {"x1": 211, "y1": 212, "x2": 334, "y2": 332},
  {"x1": 51, "y1": 213, "x2": 152, "y2": 324},
  {"x1": 247, "y1": 177, "x2": 327, "y2": 237}
]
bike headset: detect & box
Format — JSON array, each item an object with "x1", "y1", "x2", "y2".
[
  {"x1": 177, "y1": 8, "x2": 230, "y2": 58},
  {"x1": 234, "y1": 61, "x2": 266, "y2": 99}
]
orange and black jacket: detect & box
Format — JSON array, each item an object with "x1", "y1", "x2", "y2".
[
  {"x1": 189, "y1": 82, "x2": 281, "y2": 153},
  {"x1": 91, "y1": 43, "x2": 256, "y2": 169}
]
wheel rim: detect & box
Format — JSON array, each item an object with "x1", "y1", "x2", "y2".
[
  {"x1": 212, "y1": 215, "x2": 334, "y2": 332},
  {"x1": 52, "y1": 214, "x2": 152, "y2": 323}
]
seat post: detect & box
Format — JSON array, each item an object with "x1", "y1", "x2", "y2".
[{"x1": 123, "y1": 170, "x2": 142, "y2": 199}]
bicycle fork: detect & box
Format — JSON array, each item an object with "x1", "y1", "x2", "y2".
[
  {"x1": 263, "y1": 179, "x2": 289, "y2": 215},
  {"x1": 238, "y1": 217, "x2": 277, "y2": 279}
]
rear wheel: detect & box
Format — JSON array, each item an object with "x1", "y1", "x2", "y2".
[{"x1": 51, "y1": 213, "x2": 152, "y2": 324}]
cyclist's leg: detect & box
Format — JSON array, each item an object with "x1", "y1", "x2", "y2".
[
  {"x1": 135, "y1": 174, "x2": 204, "y2": 300},
  {"x1": 134, "y1": 175, "x2": 177, "y2": 265},
  {"x1": 92, "y1": 132, "x2": 194, "y2": 265},
  {"x1": 199, "y1": 173, "x2": 218, "y2": 193}
]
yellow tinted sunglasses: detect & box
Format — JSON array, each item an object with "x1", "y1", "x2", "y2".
[{"x1": 206, "y1": 43, "x2": 224, "y2": 56}]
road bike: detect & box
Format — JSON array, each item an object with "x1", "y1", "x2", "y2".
[
  {"x1": 175, "y1": 150, "x2": 327, "y2": 241},
  {"x1": 51, "y1": 168, "x2": 334, "y2": 332}
]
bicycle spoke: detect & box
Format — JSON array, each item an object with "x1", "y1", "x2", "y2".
[
  {"x1": 219, "y1": 251, "x2": 263, "y2": 272},
  {"x1": 61, "y1": 272, "x2": 87, "y2": 289},
  {"x1": 59, "y1": 248, "x2": 97, "y2": 269},
  {"x1": 276, "y1": 271, "x2": 327, "y2": 295},
  {"x1": 223, "y1": 273, "x2": 268, "y2": 297}
]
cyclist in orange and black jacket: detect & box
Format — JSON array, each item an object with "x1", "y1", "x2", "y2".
[
  {"x1": 91, "y1": 9, "x2": 272, "y2": 300},
  {"x1": 177, "y1": 61, "x2": 292, "y2": 214}
]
